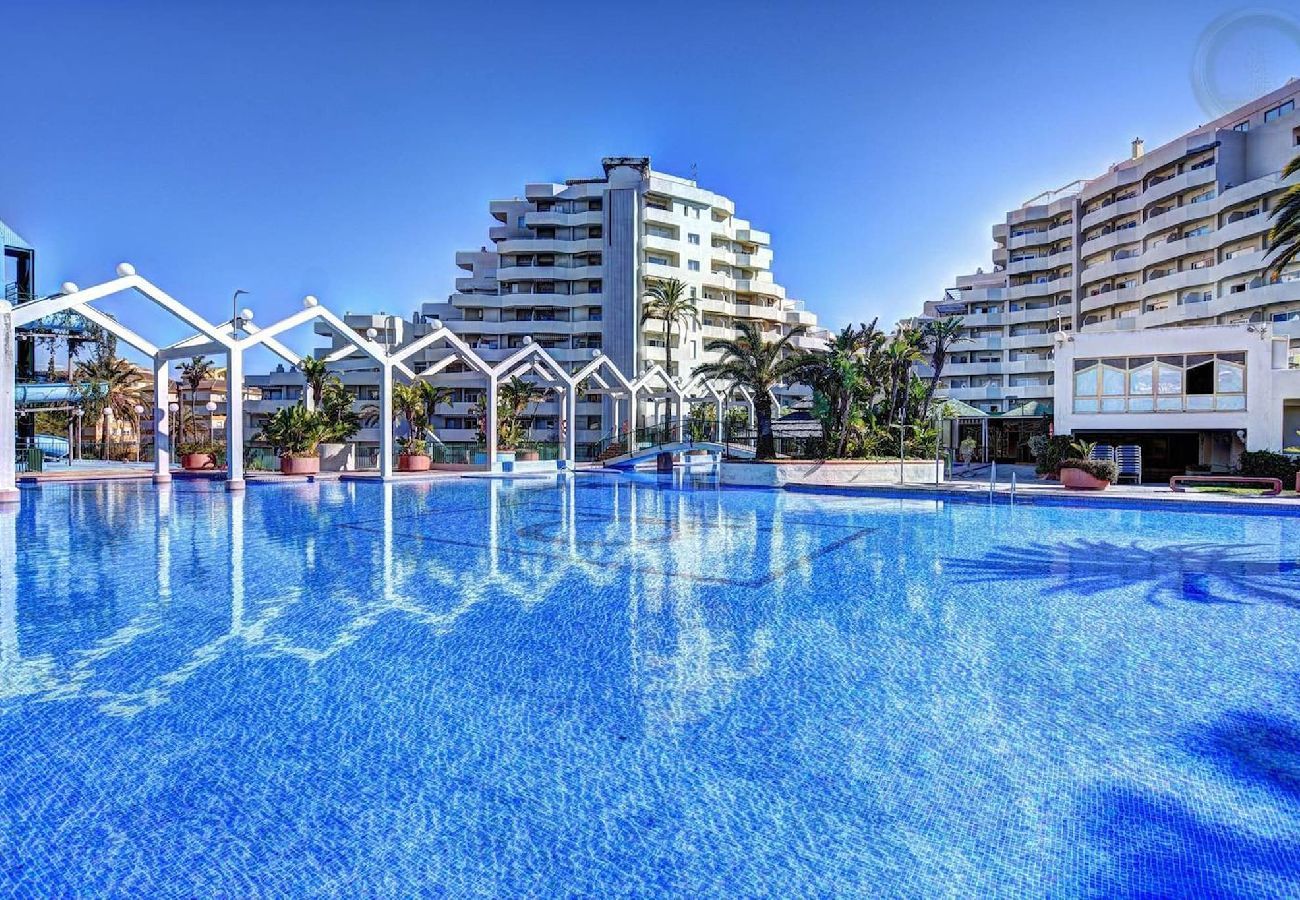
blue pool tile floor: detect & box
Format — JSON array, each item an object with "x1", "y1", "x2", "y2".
[{"x1": 3, "y1": 472, "x2": 1300, "y2": 896}]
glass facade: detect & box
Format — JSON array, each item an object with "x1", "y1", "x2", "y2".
[{"x1": 1072, "y1": 352, "x2": 1246, "y2": 413}]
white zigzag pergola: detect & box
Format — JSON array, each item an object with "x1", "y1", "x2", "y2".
[{"x1": 0, "y1": 267, "x2": 771, "y2": 501}]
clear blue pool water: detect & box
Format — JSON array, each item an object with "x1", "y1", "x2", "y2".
[{"x1": 4, "y1": 473, "x2": 1300, "y2": 897}]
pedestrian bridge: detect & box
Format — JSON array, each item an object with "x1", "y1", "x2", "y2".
[{"x1": 597, "y1": 441, "x2": 755, "y2": 469}]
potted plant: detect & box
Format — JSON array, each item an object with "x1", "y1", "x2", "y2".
[
  {"x1": 256, "y1": 405, "x2": 327, "y2": 475},
  {"x1": 1059, "y1": 441, "x2": 1116, "y2": 490},
  {"x1": 393, "y1": 381, "x2": 451, "y2": 472},
  {"x1": 515, "y1": 442, "x2": 541, "y2": 462},
  {"x1": 316, "y1": 378, "x2": 361, "y2": 471},
  {"x1": 178, "y1": 441, "x2": 217, "y2": 470}
]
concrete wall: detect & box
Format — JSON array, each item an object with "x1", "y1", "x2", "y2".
[{"x1": 720, "y1": 460, "x2": 943, "y2": 488}]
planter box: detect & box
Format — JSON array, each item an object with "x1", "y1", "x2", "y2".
[
  {"x1": 398, "y1": 454, "x2": 432, "y2": 472},
  {"x1": 318, "y1": 442, "x2": 353, "y2": 472},
  {"x1": 515, "y1": 450, "x2": 540, "y2": 462},
  {"x1": 1060, "y1": 467, "x2": 1109, "y2": 490},
  {"x1": 181, "y1": 453, "x2": 214, "y2": 471},
  {"x1": 720, "y1": 459, "x2": 943, "y2": 488},
  {"x1": 280, "y1": 456, "x2": 320, "y2": 476}
]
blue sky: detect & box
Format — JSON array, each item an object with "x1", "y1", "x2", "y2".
[{"x1": 4, "y1": 0, "x2": 1299, "y2": 363}]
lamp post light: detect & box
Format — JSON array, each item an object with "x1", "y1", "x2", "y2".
[
  {"x1": 232, "y1": 290, "x2": 250, "y2": 331},
  {"x1": 72, "y1": 408, "x2": 83, "y2": 464},
  {"x1": 168, "y1": 401, "x2": 180, "y2": 462},
  {"x1": 206, "y1": 399, "x2": 218, "y2": 443},
  {"x1": 133, "y1": 404, "x2": 145, "y2": 462}
]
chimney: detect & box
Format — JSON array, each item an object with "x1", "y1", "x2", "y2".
[{"x1": 1131, "y1": 137, "x2": 1145, "y2": 159}]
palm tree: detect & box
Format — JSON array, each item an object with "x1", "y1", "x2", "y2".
[
  {"x1": 298, "y1": 355, "x2": 332, "y2": 407},
  {"x1": 792, "y1": 320, "x2": 883, "y2": 458},
  {"x1": 641, "y1": 278, "x2": 699, "y2": 378},
  {"x1": 919, "y1": 316, "x2": 967, "y2": 419},
  {"x1": 695, "y1": 321, "x2": 809, "y2": 459},
  {"x1": 1267, "y1": 152, "x2": 1300, "y2": 278},
  {"x1": 178, "y1": 355, "x2": 215, "y2": 440},
  {"x1": 74, "y1": 355, "x2": 149, "y2": 445},
  {"x1": 496, "y1": 376, "x2": 545, "y2": 448},
  {"x1": 883, "y1": 326, "x2": 925, "y2": 425}
]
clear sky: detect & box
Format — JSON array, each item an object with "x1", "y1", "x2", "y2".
[{"x1": 4, "y1": 0, "x2": 1299, "y2": 365}]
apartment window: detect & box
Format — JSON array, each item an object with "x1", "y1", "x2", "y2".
[
  {"x1": 1264, "y1": 100, "x2": 1295, "y2": 122},
  {"x1": 588, "y1": 307, "x2": 602, "y2": 321},
  {"x1": 647, "y1": 254, "x2": 671, "y2": 266},
  {"x1": 688, "y1": 233, "x2": 700, "y2": 245},
  {"x1": 588, "y1": 226, "x2": 603, "y2": 239},
  {"x1": 587, "y1": 198, "x2": 603, "y2": 211},
  {"x1": 1233, "y1": 120, "x2": 1250, "y2": 132},
  {"x1": 587, "y1": 280, "x2": 603, "y2": 295},
  {"x1": 536, "y1": 201, "x2": 554, "y2": 212},
  {"x1": 1189, "y1": 190, "x2": 1215, "y2": 204},
  {"x1": 688, "y1": 260, "x2": 701, "y2": 271}
]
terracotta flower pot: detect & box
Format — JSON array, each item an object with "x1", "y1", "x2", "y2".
[
  {"x1": 516, "y1": 450, "x2": 540, "y2": 462},
  {"x1": 280, "y1": 455, "x2": 320, "y2": 475},
  {"x1": 1060, "y1": 467, "x2": 1109, "y2": 490},
  {"x1": 181, "y1": 453, "x2": 213, "y2": 471},
  {"x1": 398, "y1": 454, "x2": 431, "y2": 472}
]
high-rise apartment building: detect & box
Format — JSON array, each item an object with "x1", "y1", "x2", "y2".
[
  {"x1": 920, "y1": 80, "x2": 1300, "y2": 450},
  {"x1": 417, "y1": 157, "x2": 828, "y2": 443}
]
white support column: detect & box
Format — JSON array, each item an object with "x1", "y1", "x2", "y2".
[
  {"x1": 0, "y1": 303, "x2": 18, "y2": 503},
  {"x1": 627, "y1": 387, "x2": 638, "y2": 443},
  {"x1": 565, "y1": 383, "x2": 577, "y2": 465},
  {"x1": 153, "y1": 355, "x2": 172, "y2": 483},
  {"x1": 675, "y1": 392, "x2": 686, "y2": 443},
  {"x1": 225, "y1": 348, "x2": 245, "y2": 490},
  {"x1": 715, "y1": 396, "x2": 723, "y2": 443},
  {"x1": 485, "y1": 375, "x2": 499, "y2": 471},
  {"x1": 378, "y1": 362, "x2": 394, "y2": 480},
  {"x1": 611, "y1": 396, "x2": 620, "y2": 437}
]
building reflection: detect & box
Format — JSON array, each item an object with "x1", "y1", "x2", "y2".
[{"x1": 0, "y1": 476, "x2": 798, "y2": 731}]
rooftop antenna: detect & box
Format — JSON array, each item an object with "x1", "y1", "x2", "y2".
[{"x1": 690, "y1": 162, "x2": 698, "y2": 181}]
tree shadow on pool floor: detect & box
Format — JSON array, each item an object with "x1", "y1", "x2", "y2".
[{"x1": 944, "y1": 540, "x2": 1300, "y2": 607}]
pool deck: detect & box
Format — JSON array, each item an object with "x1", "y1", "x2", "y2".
[{"x1": 15, "y1": 464, "x2": 1300, "y2": 511}]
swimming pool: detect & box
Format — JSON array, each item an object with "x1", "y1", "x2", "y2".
[{"x1": 4, "y1": 473, "x2": 1300, "y2": 896}]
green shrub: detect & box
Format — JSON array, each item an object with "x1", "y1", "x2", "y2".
[
  {"x1": 1236, "y1": 450, "x2": 1300, "y2": 480},
  {"x1": 1059, "y1": 457, "x2": 1117, "y2": 482},
  {"x1": 1033, "y1": 435, "x2": 1076, "y2": 476}
]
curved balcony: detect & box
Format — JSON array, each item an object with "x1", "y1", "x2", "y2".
[
  {"x1": 1005, "y1": 274, "x2": 1071, "y2": 302},
  {"x1": 496, "y1": 265, "x2": 603, "y2": 283},
  {"x1": 1081, "y1": 195, "x2": 1143, "y2": 232},
  {"x1": 496, "y1": 238, "x2": 603, "y2": 255},
  {"x1": 523, "y1": 210, "x2": 603, "y2": 228},
  {"x1": 1141, "y1": 166, "x2": 1217, "y2": 211}
]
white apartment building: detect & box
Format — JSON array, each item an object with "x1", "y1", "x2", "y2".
[
  {"x1": 921, "y1": 79, "x2": 1300, "y2": 462},
  {"x1": 245, "y1": 157, "x2": 828, "y2": 456}
]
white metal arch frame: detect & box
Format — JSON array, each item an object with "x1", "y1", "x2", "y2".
[{"x1": 2, "y1": 268, "x2": 714, "y2": 501}]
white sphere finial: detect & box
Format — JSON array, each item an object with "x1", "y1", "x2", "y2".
[
  {"x1": 522, "y1": 335, "x2": 533, "y2": 345},
  {"x1": 591, "y1": 349, "x2": 602, "y2": 358},
  {"x1": 427, "y1": 318, "x2": 442, "y2": 330},
  {"x1": 366, "y1": 327, "x2": 378, "y2": 340},
  {"x1": 61, "y1": 282, "x2": 79, "y2": 295},
  {"x1": 303, "y1": 295, "x2": 319, "y2": 308},
  {"x1": 115, "y1": 262, "x2": 136, "y2": 277},
  {"x1": 240, "y1": 307, "x2": 254, "y2": 322}
]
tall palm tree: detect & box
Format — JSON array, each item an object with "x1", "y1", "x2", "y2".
[
  {"x1": 178, "y1": 355, "x2": 215, "y2": 440},
  {"x1": 74, "y1": 356, "x2": 149, "y2": 445},
  {"x1": 1267, "y1": 152, "x2": 1300, "y2": 278},
  {"x1": 641, "y1": 278, "x2": 699, "y2": 378},
  {"x1": 695, "y1": 321, "x2": 809, "y2": 459},
  {"x1": 298, "y1": 355, "x2": 332, "y2": 407},
  {"x1": 919, "y1": 316, "x2": 967, "y2": 419}
]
